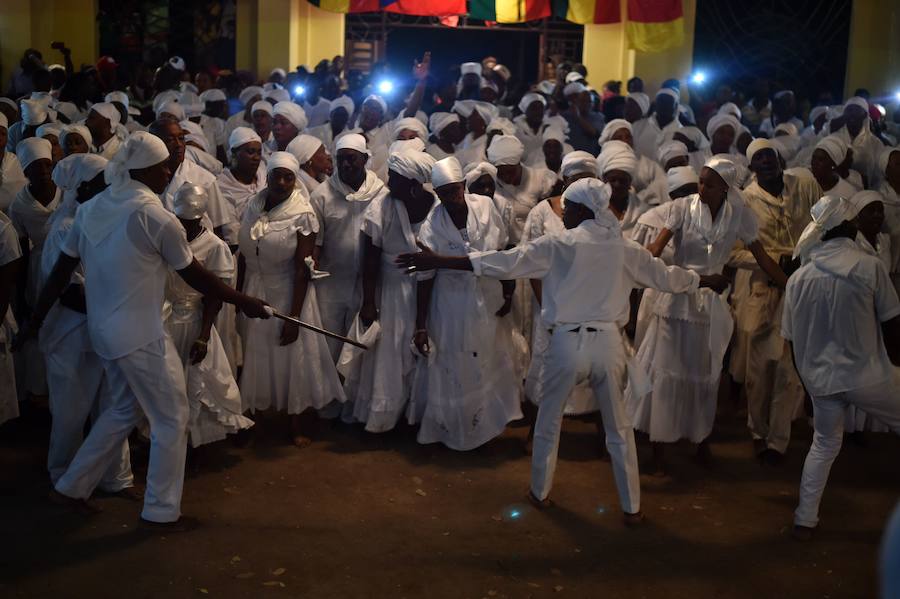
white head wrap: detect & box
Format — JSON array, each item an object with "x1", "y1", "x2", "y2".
[
  {"x1": 667, "y1": 125, "x2": 709, "y2": 151},
  {"x1": 228, "y1": 126, "x2": 262, "y2": 152},
  {"x1": 774, "y1": 122, "x2": 798, "y2": 136},
  {"x1": 487, "y1": 117, "x2": 517, "y2": 136},
  {"x1": 16, "y1": 138, "x2": 52, "y2": 170},
  {"x1": 658, "y1": 140, "x2": 689, "y2": 166},
  {"x1": 51, "y1": 153, "x2": 108, "y2": 190},
  {"x1": 429, "y1": 112, "x2": 460, "y2": 137},
  {"x1": 21, "y1": 98, "x2": 50, "y2": 126},
  {"x1": 565, "y1": 71, "x2": 585, "y2": 84},
  {"x1": 809, "y1": 105, "x2": 828, "y2": 124},
  {"x1": 627, "y1": 92, "x2": 650, "y2": 116},
  {"x1": 104, "y1": 131, "x2": 170, "y2": 191},
  {"x1": 480, "y1": 80, "x2": 499, "y2": 94},
  {"x1": 168, "y1": 56, "x2": 186, "y2": 71},
  {"x1": 560, "y1": 150, "x2": 599, "y2": 179},
  {"x1": 542, "y1": 126, "x2": 567, "y2": 144},
  {"x1": 173, "y1": 183, "x2": 208, "y2": 219},
  {"x1": 362, "y1": 94, "x2": 388, "y2": 117},
  {"x1": 286, "y1": 134, "x2": 324, "y2": 165},
  {"x1": 460, "y1": 62, "x2": 482, "y2": 76},
  {"x1": 392, "y1": 117, "x2": 428, "y2": 141},
  {"x1": 270, "y1": 68, "x2": 287, "y2": 79},
  {"x1": 265, "y1": 88, "x2": 291, "y2": 104},
  {"x1": 60, "y1": 124, "x2": 93, "y2": 149},
  {"x1": 487, "y1": 135, "x2": 525, "y2": 166},
  {"x1": 239, "y1": 86, "x2": 264, "y2": 106},
  {"x1": 815, "y1": 135, "x2": 848, "y2": 167},
  {"x1": 152, "y1": 90, "x2": 180, "y2": 115},
  {"x1": 656, "y1": 88, "x2": 680, "y2": 104},
  {"x1": 92, "y1": 102, "x2": 123, "y2": 127},
  {"x1": 518, "y1": 93, "x2": 546, "y2": 115},
  {"x1": 180, "y1": 120, "x2": 209, "y2": 153},
  {"x1": 432, "y1": 156, "x2": 464, "y2": 188},
  {"x1": 335, "y1": 133, "x2": 369, "y2": 156},
  {"x1": 54, "y1": 101, "x2": 79, "y2": 123},
  {"x1": 179, "y1": 119, "x2": 204, "y2": 139},
  {"x1": 745, "y1": 138, "x2": 778, "y2": 163},
  {"x1": 37, "y1": 123, "x2": 63, "y2": 139},
  {"x1": 706, "y1": 113, "x2": 741, "y2": 141},
  {"x1": 703, "y1": 157, "x2": 747, "y2": 211},
  {"x1": 199, "y1": 89, "x2": 227, "y2": 103},
  {"x1": 717, "y1": 102, "x2": 742, "y2": 120},
  {"x1": 793, "y1": 195, "x2": 856, "y2": 260},
  {"x1": 452, "y1": 100, "x2": 497, "y2": 125},
  {"x1": 843, "y1": 96, "x2": 868, "y2": 112},
  {"x1": 463, "y1": 161, "x2": 498, "y2": 188},
  {"x1": 563, "y1": 82, "x2": 586, "y2": 97},
  {"x1": 848, "y1": 190, "x2": 884, "y2": 218},
  {"x1": 879, "y1": 147, "x2": 899, "y2": 177},
  {"x1": 330, "y1": 95, "x2": 355, "y2": 116},
  {"x1": 156, "y1": 101, "x2": 185, "y2": 121},
  {"x1": 251, "y1": 100, "x2": 273, "y2": 116},
  {"x1": 105, "y1": 91, "x2": 130, "y2": 109},
  {"x1": 389, "y1": 138, "x2": 426, "y2": 155},
  {"x1": 388, "y1": 150, "x2": 435, "y2": 184},
  {"x1": 536, "y1": 80, "x2": 556, "y2": 95},
  {"x1": 0, "y1": 113, "x2": 7, "y2": 130},
  {"x1": 596, "y1": 140, "x2": 637, "y2": 177},
  {"x1": 179, "y1": 91, "x2": 204, "y2": 117},
  {"x1": 598, "y1": 119, "x2": 632, "y2": 145},
  {"x1": 0, "y1": 97, "x2": 18, "y2": 115},
  {"x1": 266, "y1": 151, "x2": 300, "y2": 177},
  {"x1": 562, "y1": 177, "x2": 613, "y2": 219},
  {"x1": 273, "y1": 101, "x2": 308, "y2": 132},
  {"x1": 666, "y1": 165, "x2": 699, "y2": 194},
  {"x1": 179, "y1": 81, "x2": 199, "y2": 95}
]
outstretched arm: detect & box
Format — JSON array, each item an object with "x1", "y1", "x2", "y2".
[{"x1": 177, "y1": 259, "x2": 270, "y2": 318}]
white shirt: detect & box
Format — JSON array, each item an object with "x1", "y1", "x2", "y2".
[
  {"x1": 303, "y1": 98, "x2": 332, "y2": 129},
  {"x1": 471, "y1": 216, "x2": 700, "y2": 327},
  {"x1": 39, "y1": 198, "x2": 88, "y2": 350},
  {"x1": 633, "y1": 116, "x2": 682, "y2": 162},
  {"x1": 494, "y1": 165, "x2": 555, "y2": 245},
  {"x1": 199, "y1": 115, "x2": 226, "y2": 152},
  {"x1": 782, "y1": 237, "x2": 900, "y2": 396},
  {"x1": 0, "y1": 152, "x2": 26, "y2": 213},
  {"x1": 61, "y1": 180, "x2": 194, "y2": 359},
  {"x1": 0, "y1": 211, "x2": 22, "y2": 342},
  {"x1": 163, "y1": 159, "x2": 234, "y2": 233},
  {"x1": 94, "y1": 135, "x2": 122, "y2": 160}
]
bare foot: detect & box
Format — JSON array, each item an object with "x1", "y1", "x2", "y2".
[{"x1": 49, "y1": 489, "x2": 103, "y2": 515}]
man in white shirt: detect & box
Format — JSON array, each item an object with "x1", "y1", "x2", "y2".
[
  {"x1": 782, "y1": 195, "x2": 900, "y2": 540},
  {"x1": 633, "y1": 88, "x2": 682, "y2": 162},
  {"x1": 17, "y1": 132, "x2": 270, "y2": 530},
  {"x1": 302, "y1": 82, "x2": 332, "y2": 129},
  {"x1": 85, "y1": 102, "x2": 122, "y2": 160},
  {"x1": 398, "y1": 178, "x2": 728, "y2": 526}
]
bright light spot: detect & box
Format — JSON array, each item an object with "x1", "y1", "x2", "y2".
[
  {"x1": 502, "y1": 503, "x2": 527, "y2": 522},
  {"x1": 509, "y1": 509, "x2": 521, "y2": 519},
  {"x1": 691, "y1": 71, "x2": 706, "y2": 85},
  {"x1": 293, "y1": 85, "x2": 305, "y2": 97},
  {"x1": 596, "y1": 505, "x2": 607, "y2": 515},
  {"x1": 377, "y1": 80, "x2": 394, "y2": 95},
  {"x1": 895, "y1": 90, "x2": 900, "y2": 102}
]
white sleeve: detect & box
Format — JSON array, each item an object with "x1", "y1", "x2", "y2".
[
  {"x1": 873, "y1": 260, "x2": 900, "y2": 322},
  {"x1": 627, "y1": 242, "x2": 699, "y2": 293},
  {"x1": 469, "y1": 236, "x2": 555, "y2": 280},
  {"x1": 780, "y1": 282, "x2": 795, "y2": 341}
]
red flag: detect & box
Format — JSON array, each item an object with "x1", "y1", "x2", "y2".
[{"x1": 385, "y1": 0, "x2": 467, "y2": 16}]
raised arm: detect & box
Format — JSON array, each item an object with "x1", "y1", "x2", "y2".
[{"x1": 403, "y1": 52, "x2": 431, "y2": 119}]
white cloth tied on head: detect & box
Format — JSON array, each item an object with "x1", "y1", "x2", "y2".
[
  {"x1": 843, "y1": 96, "x2": 868, "y2": 112},
  {"x1": 542, "y1": 126, "x2": 567, "y2": 144},
  {"x1": 793, "y1": 195, "x2": 856, "y2": 260},
  {"x1": 656, "y1": 88, "x2": 680, "y2": 103},
  {"x1": 173, "y1": 183, "x2": 208, "y2": 219},
  {"x1": 179, "y1": 119, "x2": 205, "y2": 139},
  {"x1": 105, "y1": 91, "x2": 130, "y2": 109},
  {"x1": 705, "y1": 113, "x2": 740, "y2": 141},
  {"x1": 0, "y1": 97, "x2": 18, "y2": 114},
  {"x1": 598, "y1": 118, "x2": 632, "y2": 145},
  {"x1": 21, "y1": 98, "x2": 50, "y2": 126},
  {"x1": 37, "y1": 123, "x2": 63, "y2": 139},
  {"x1": 560, "y1": 150, "x2": 598, "y2": 179},
  {"x1": 487, "y1": 134, "x2": 524, "y2": 166},
  {"x1": 266, "y1": 89, "x2": 291, "y2": 104},
  {"x1": 168, "y1": 56, "x2": 186, "y2": 71},
  {"x1": 628, "y1": 92, "x2": 650, "y2": 116},
  {"x1": 429, "y1": 112, "x2": 459, "y2": 136},
  {"x1": 562, "y1": 178, "x2": 617, "y2": 226},
  {"x1": 0, "y1": 113, "x2": 7, "y2": 130},
  {"x1": 563, "y1": 81, "x2": 586, "y2": 97},
  {"x1": 152, "y1": 90, "x2": 180, "y2": 114},
  {"x1": 774, "y1": 122, "x2": 798, "y2": 136},
  {"x1": 179, "y1": 91, "x2": 204, "y2": 118},
  {"x1": 287, "y1": 134, "x2": 324, "y2": 165},
  {"x1": 596, "y1": 140, "x2": 637, "y2": 177},
  {"x1": 199, "y1": 89, "x2": 227, "y2": 103},
  {"x1": 251, "y1": 100, "x2": 273, "y2": 116},
  {"x1": 274, "y1": 101, "x2": 308, "y2": 132},
  {"x1": 745, "y1": 138, "x2": 778, "y2": 163},
  {"x1": 565, "y1": 71, "x2": 585, "y2": 84},
  {"x1": 658, "y1": 140, "x2": 689, "y2": 165},
  {"x1": 815, "y1": 135, "x2": 848, "y2": 167},
  {"x1": 228, "y1": 126, "x2": 261, "y2": 152},
  {"x1": 480, "y1": 80, "x2": 498, "y2": 93},
  {"x1": 51, "y1": 153, "x2": 108, "y2": 190},
  {"x1": 266, "y1": 151, "x2": 300, "y2": 177},
  {"x1": 388, "y1": 149, "x2": 435, "y2": 184},
  {"x1": 432, "y1": 156, "x2": 464, "y2": 188},
  {"x1": 460, "y1": 62, "x2": 481, "y2": 76},
  {"x1": 179, "y1": 81, "x2": 199, "y2": 95},
  {"x1": 156, "y1": 101, "x2": 185, "y2": 121},
  {"x1": 389, "y1": 138, "x2": 425, "y2": 155},
  {"x1": 363, "y1": 94, "x2": 388, "y2": 116},
  {"x1": 91, "y1": 102, "x2": 122, "y2": 127},
  {"x1": 452, "y1": 100, "x2": 497, "y2": 125},
  {"x1": 335, "y1": 133, "x2": 369, "y2": 156},
  {"x1": 239, "y1": 86, "x2": 264, "y2": 106},
  {"x1": 666, "y1": 165, "x2": 699, "y2": 194},
  {"x1": 463, "y1": 161, "x2": 497, "y2": 188},
  {"x1": 55, "y1": 101, "x2": 79, "y2": 122},
  {"x1": 536, "y1": 80, "x2": 555, "y2": 95},
  {"x1": 848, "y1": 190, "x2": 884, "y2": 219},
  {"x1": 60, "y1": 124, "x2": 92, "y2": 149},
  {"x1": 518, "y1": 92, "x2": 546, "y2": 114},
  {"x1": 487, "y1": 117, "x2": 516, "y2": 136},
  {"x1": 392, "y1": 117, "x2": 428, "y2": 141},
  {"x1": 330, "y1": 95, "x2": 355, "y2": 116},
  {"x1": 104, "y1": 131, "x2": 170, "y2": 191},
  {"x1": 717, "y1": 102, "x2": 742, "y2": 120},
  {"x1": 809, "y1": 105, "x2": 828, "y2": 124},
  {"x1": 16, "y1": 138, "x2": 52, "y2": 170}
]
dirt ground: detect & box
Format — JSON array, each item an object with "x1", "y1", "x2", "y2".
[{"x1": 1, "y1": 390, "x2": 897, "y2": 599}]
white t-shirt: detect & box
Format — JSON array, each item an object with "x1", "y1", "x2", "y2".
[
  {"x1": 782, "y1": 237, "x2": 900, "y2": 396},
  {"x1": 303, "y1": 98, "x2": 332, "y2": 129},
  {"x1": 61, "y1": 182, "x2": 194, "y2": 359}
]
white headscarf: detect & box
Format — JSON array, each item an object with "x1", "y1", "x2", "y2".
[
  {"x1": 463, "y1": 161, "x2": 497, "y2": 188},
  {"x1": 815, "y1": 135, "x2": 848, "y2": 167},
  {"x1": 105, "y1": 91, "x2": 130, "y2": 109},
  {"x1": 51, "y1": 153, "x2": 108, "y2": 190},
  {"x1": 666, "y1": 165, "x2": 699, "y2": 194},
  {"x1": 879, "y1": 147, "x2": 899, "y2": 178},
  {"x1": 335, "y1": 133, "x2": 369, "y2": 156},
  {"x1": 717, "y1": 102, "x2": 742, "y2": 120},
  {"x1": 848, "y1": 190, "x2": 883, "y2": 218},
  {"x1": 104, "y1": 131, "x2": 170, "y2": 191},
  {"x1": 452, "y1": 100, "x2": 496, "y2": 126},
  {"x1": 563, "y1": 81, "x2": 586, "y2": 97},
  {"x1": 266, "y1": 151, "x2": 301, "y2": 177},
  {"x1": 658, "y1": 140, "x2": 689, "y2": 165},
  {"x1": 274, "y1": 101, "x2": 308, "y2": 132},
  {"x1": 37, "y1": 123, "x2": 63, "y2": 139},
  {"x1": 152, "y1": 90, "x2": 180, "y2": 114},
  {"x1": 21, "y1": 98, "x2": 49, "y2": 126},
  {"x1": 90, "y1": 102, "x2": 121, "y2": 127},
  {"x1": 596, "y1": 140, "x2": 637, "y2": 177},
  {"x1": 598, "y1": 119, "x2": 632, "y2": 145},
  {"x1": 460, "y1": 62, "x2": 481, "y2": 76},
  {"x1": 363, "y1": 94, "x2": 388, "y2": 117},
  {"x1": 173, "y1": 183, "x2": 208, "y2": 219},
  {"x1": 656, "y1": 88, "x2": 680, "y2": 104},
  {"x1": 429, "y1": 112, "x2": 460, "y2": 137},
  {"x1": 745, "y1": 138, "x2": 778, "y2": 163},
  {"x1": 54, "y1": 101, "x2": 79, "y2": 123},
  {"x1": 793, "y1": 195, "x2": 856, "y2": 260},
  {"x1": 774, "y1": 122, "x2": 799, "y2": 137},
  {"x1": 560, "y1": 150, "x2": 598, "y2": 179},
  {"x1": 542, "y1": 126, "x2": 567, "y2": 144},
  {"x1": 287, "y1": 134, "x2": 324, "y2": 166},
  {"x1": 239, "y1": 86, "x2": 264, "y2": 106},
  {"x1": 16, "y1": 138, "x2": 52, "y2": 170},
  {"x1": 178, "y1": 91, "x2": 204, "y2": 118},
  {"x1": 199, "y1": 89, "x2": 227, "y2": 103},
  {"x1": 330, "y1": 95, "x2": 355, "y2": 116},
  {"x1": 565, "y1": 71, "x2": 585, "y2": 84},
  {"x1": 432, "y1": 156, "x2": 464, "y2": 188},
  {"x1": 265, "y1": 88, "x2": 291, "y2": 104},
  {"x1": 562, "y1": 178, "x2": 616, "y2": 225},
  {"x1": 517, "y1": 92, "x2": 546, "y2": 115},
  {"x1": 156, "y1": 101, "x2": 185, "y2": 121},
  {"x1": 388, "y1": 138, "x2": 426, "y2": 155},
  {"x1": 60, "y1": 124, "x2": 93, "y2": 150},
  {"x1": 809, "y1": 105, "x2": 828, "y2": 125},
  {"x1": 706, "y1": 113, "x2": 741, "y2": 141},
  {"x1": 392, "y1": 117, "x2": 428, "y2": 141},
  {"x1": 487, "y1": 117, "x2": 516, "y2": 136},
  {"x1": 627, "y1": 92, "x2": 650, "y2": 117},
  {"x1": 251, "y1": 101, "x2": 273, "y2": 116},
  {"x1": 228, "y1": 127, "x2": 262, "y2": 153},
  {"x1": 388, "y1": 150, "x2": 435, "y2": 183},
  {"x1": 487, "y1": 134, "x2": 524, "y2": 166}
]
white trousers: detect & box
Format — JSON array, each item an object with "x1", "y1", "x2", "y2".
[
  {"x1": 745, "y1": 339, "x2": 804, "y2": 454},
  {"x1": 795, "y1": 377, "x2": 900, "y2": 527},
  {"x1": 46, "y1": 337, "x2": 132, "y2": 490},
  {"x1": 55, "y1": 337, "x2": 189, "y2": 523},
  {"x1": 531, "y1": 324, "x2": 641, "y2": 514}
]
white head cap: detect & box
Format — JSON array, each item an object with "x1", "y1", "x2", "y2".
[
  {"x1": 560, "y1": 150, "x2": 599, "y2": 179},
  {"x1": 429, "y1": 112, "x2": 460, "y2": 136},
  {"x1": 596, "y1": 140, "x2": 637, "y2": 177},
  {"x1": 562, "y1": 177, "x2": 612, "y2": 217},
  {"x1": 463, "y1": 161, "x2": 498, "y2": 189},
  {"x1": 104, "y1": 131, "x2": 170, "y2": 190},
  {"x1": 228, "y1": 127, "x2": 262, "y2": 152},
  {"x1": 239, "y1": 86, "x2": 264, "y2": 106},
  {"x1": 487, "y1": 134, "x2": 524, "y2": 166},
  {"x1": 387, "y1": 150, "x2": 435, "y2": 184},
  {"x1": 334, "y1": 133, "x2": 369, "y2": 156},
  {"x1": 266, "y1": 151, "x2": 300, "y2": 177},
  {"x1": 666, "y1": 165, "x2": 699, "y2": 194},
  {"x1": 173, "y1": 183, "x2": 209, "y2": 219},
  {"x1": 105, "y1": 91, "x2": 130, "y2": 109},
  {"x1": 51, "y1": 153, "x2": 108, "y2": 190},
  {"x1": 273, "y1": 101, "x2": 308, "y2": 132},
  {"x1": 432, "y1": 156, "x2": 464, "y2": 188},
  {"x1": 16, "y1": 138, "x2": 53, "y2": 170},
  {"x1": 286, "y1": 134, "x2": 324, "y2": 166},
  {"x1": 392, "y1": 117, "x2": 428, "y2": 141},
  {"x1": 793, "y1": 195, "x2": 856, "y2": 260}
]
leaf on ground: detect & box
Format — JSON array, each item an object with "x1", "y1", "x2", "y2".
[
  {"x1": 262, "y1": 580, "x2": 285, "y2": 587},
  {"x1": 236, "y1": 572, "x2": 255, "y2": 579},
  {"x1": 272, "y1": 567, "x2": 286, "y2": 576},
  {"x1": 223, "y1": 487, "x2": 239, "y2": 494},
  {"x1": 415, "y1": 488, "x2": 427, "y2": 497},
  {"x1": 231, "y1": 555, "x2": 241, "y2": 563},
  {"x1": 554, "y1": 585, "x2": 564, "y2": 592},
  {"x1": 198, "y1": 589, "x2": 208, "y2": 594},
  {"x1": 412, "y1": 476, "x2": 424, "y2": 485},
  {"x1": 527, "y1": 582, "x2": 541, "y2": 588}
]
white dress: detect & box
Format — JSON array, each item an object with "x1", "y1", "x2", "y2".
[
  {"x1": 409, "y1": 194, "x2": 523, "y2": 450},
  {"x1": 0, "y1": 211, "x2": 21, "y2": 425},
  {"x1": 521, "y1": 198, "x2": 598, "y2": 415},
  {"x1": 164, "y1": 229, "x2": 253, "y2": 446},
  {"x1": 626, "y1": 194, "x2": 759, "y2": 443},
  {"x1": 341, "y1": 193, "x2": 432, "y2": 432},
  {"x1": 238, "y1": 188, "x2": 346, "y2": 413},
  {"x1": 0, "y1": 152, "x2": 26, "y2": 213}
]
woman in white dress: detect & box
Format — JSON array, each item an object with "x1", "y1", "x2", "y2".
[
  {"x1": 286, "y1": 134, "x2": 333, "y2": 195},
  {"x1": 237, "y1": 152, "x2": 345, "y2": 447},
  {"x1": 0, "y1": 114, "x2": 27, "y2": 212},
  {"x1": 628, "y1": 157, "x2": 787, "y2": 474},
  {"x1": 877, "y1": 147, "x2": 900, "y2": 294},
  {"x1": 165, "y1": 184, "x2": 254, "y2": 447},
  {"x1": 342, "y1": 150, "x2": 436, "y2": 432},
  {"x1": 409, "y1": 157, "x2": 522, "y2": 450},
  {"x1": 807, "y1": 136, "x2": 861, "y2": 199}
]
